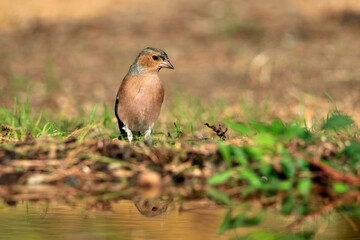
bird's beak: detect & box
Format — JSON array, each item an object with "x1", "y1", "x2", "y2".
[{"x1": 159, "y1": 59, "x2": 174, "y2": 69}]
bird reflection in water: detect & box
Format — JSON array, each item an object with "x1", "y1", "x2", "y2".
[{"x1": 133, "y1": 198, "x2": 172, "y2": 217}]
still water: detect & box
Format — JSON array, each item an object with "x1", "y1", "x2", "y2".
[{"x1": 0, "y1": 200, "x2": 359, "y2": 240}]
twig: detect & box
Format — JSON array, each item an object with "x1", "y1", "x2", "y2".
[
  {"x1": 287, "y1": 142, "x2": 360, "y2": 187},
  {"x1": 311, "y1": 159, "x2": 360, "y2": 187},
  {"x1": 204, "y1": 123, "x2": 228, "y2": 140},
  {"x1": 10, "y1": 159, "x2": 63, "y2": 168},
  {"x1": 287, "y1": 191, "x2": 360, "y2": 230}
]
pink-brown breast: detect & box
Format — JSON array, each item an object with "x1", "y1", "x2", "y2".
[{"x1": 116, "y1": 73, "x2": 164, "y2": 131}]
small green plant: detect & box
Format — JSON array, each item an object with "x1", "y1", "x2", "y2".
[{"x1": 207, "y1": 115, "x2": 360, "y2": 239}]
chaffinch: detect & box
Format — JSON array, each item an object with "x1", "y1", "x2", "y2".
[{"x1": 115, "y1": 47, "x2": 174, "y2": 143}]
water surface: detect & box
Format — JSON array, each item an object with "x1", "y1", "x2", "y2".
[{"x1": 0, "y1": 200, "x2": 359, "y2": 240}]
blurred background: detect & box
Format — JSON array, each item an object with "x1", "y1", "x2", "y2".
[{"x1": 0, "y1": 0, "x2": 359, "y2": 124}]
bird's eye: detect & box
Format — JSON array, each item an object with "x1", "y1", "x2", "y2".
[{"x1": 152, "y1": 55, "x2": 159, "y2": 61}]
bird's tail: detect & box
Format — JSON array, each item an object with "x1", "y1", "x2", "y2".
[{"x1": 115, "y1": 94, "x2": 126, "y2": 137}]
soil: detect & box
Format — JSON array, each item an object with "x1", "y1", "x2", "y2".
[{"x1": 0, "y1": 0, "x2": 359, "y2": 122}]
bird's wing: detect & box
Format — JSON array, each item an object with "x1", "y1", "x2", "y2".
[
  {"x1": 116, "y1": 75, "x2": 143, "y2": 128},
  {"x1": 114, "y1": 93, "x2": 125, "y2": 135}
]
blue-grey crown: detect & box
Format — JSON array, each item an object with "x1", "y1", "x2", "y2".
[{"x1": 137, "y1": 47, "x2": 169, "y2": 61}]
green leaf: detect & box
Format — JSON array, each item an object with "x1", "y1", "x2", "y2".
[
  {"x1": 217, "y1": 211, "x2": 264, "y2": 236},
  {"x1": 280, "y1": 152, "x2": 295, "y2": 178},
  {"x1": 232, "y1": 230, "x2": 314, "y2": 240},
  {"x1": 230, "y1": 146, "x2": 247, "y2": 165},
  {"x1": 333, "y1": 183, "x2": 349, "y2": 193},
  {"x1": 324, "y1": 114, "x2": 354, "y2": 130},
  {"x1": 218, "y1": 142, "x2": 232, "y2": 167},
  {"x1": 297, "y1": 200, "x2": 310, "y2": 216},
  {"x1": 239, "y1": 169, "x2": 262, "y2": 188},
  {"x1": 340, "y1": 203, "x2": 360, "y2": 218},
  {"x1": 281, "y1": 194, "x2": 294, "y2": 215},
  {"x1": 278, "y1": 181, "x2": 292, "y2": 190},
  {"x1": 254, "y1": 133, "x2": 276, "y2": 147},
  {"x1": 260, "y1": 178, "x2": 279, "y2": 191},
  {"x1": 217, "y1": 209, "x2": 231, "y2": 235},
  {"x1": 297, "y1": 178, "x2": 312, "y2": 196},
  {"x1": 238, "y1": 230, "x2": 278, "y2": 240},
  {"x1": 343, "y1": 142, "x2": 360, "y2": 158},
  {"x1": 89, "y1": 104, "x2": 98, "y2": 124},
  {"x1": 208, "y1": 170, "x2": 232, "y2": 185},
  {"x1": 207, "y1": 189, "x2": 231, "y2": 205},
  {"x1": 284, "y1": 125, "x2": 311, "y2": 141},
  {"x1": 249, "y1": 121, "x2": 268, "y2": 133},
  {"x1": 230, "y1": 230, "x2": 314, "y2": 240},
  {"x1": 342, "y1": 143, "x2": 360, "y2": 168},
  {"x1": 102, "y1": 102, "x2": 112, "y2": 125},
  {"x1": 244, "y1": 146, "x2": 263, "y2": 161},
  {"x1": 224, "y1": 119, "x2": 251, "y2": 135},
  {"x1": 232, "y1": 213, "x2": 263, "y2": 228},
  {"x1": 269, "y1": 118, "x2": 285, "y2": 136},
  {"x1": 280, "y1": 232, "x2": 314, "y2": 240},
  {"x1": 296, "y1": 158, "x2": 309, "y2": 171}
]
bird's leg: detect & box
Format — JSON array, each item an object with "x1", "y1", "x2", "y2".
[
  {"x1": 123, "y1": 125, "x2": 133, "y2": 143},
  {"x1": 144, "y1": 127, "x2": 152, "y2": 145}
]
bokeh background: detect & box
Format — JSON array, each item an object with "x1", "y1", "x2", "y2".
[{"x1": 0, "y1": 0, "x2": 359, "y2": 124}]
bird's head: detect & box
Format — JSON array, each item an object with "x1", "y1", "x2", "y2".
[{"x1": 129, "y1": 47, "x2": 174, "y2": 75}]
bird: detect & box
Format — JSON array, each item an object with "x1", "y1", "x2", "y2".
[{"x1": 115, "y1": 47, "x2": 174, "y2": 144}]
